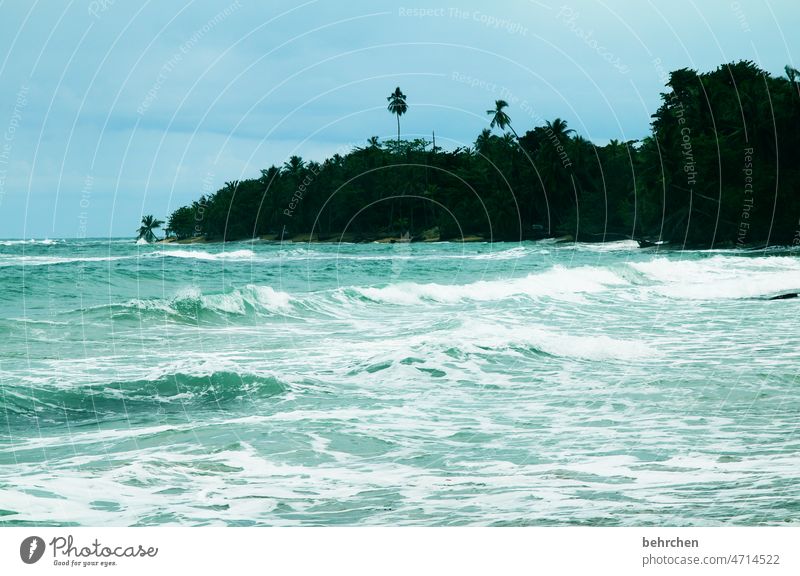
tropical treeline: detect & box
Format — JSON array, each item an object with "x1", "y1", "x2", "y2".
[{"x1": 164, "y1": 61, "x2": 800, "y2": 247}]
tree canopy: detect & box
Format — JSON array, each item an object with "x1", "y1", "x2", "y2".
[{"x1": 164, "y1": 63, "x2": 800, "y2": 248}]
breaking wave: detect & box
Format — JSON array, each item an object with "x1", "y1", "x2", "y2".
[
  {"x1": 0, "y1": 255, "x2": 125, "y2": 267},
  {"x1": 151, "y1": 249, "x2": 256, "y2": 261},
  {"x1": 349, "y1": 265, "x2": 628, "y2": 305},
  {"x1": 630, "y1": 256, "x2": 800, "y2": 299},
  {"x1": 446, "y1": 319, "x2": 658, "y2": 361},
  {"x1": 82, "y1": 284, "x2": 294, "y2": 320},
  {"x1": 0, "y1": 238, "x2": 60, "y2": 246}
]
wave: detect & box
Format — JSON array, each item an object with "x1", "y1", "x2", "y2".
[
  {"x1": 348, "y1": 265, "x2": 628, "y2": 305},
  {"x1": 630, "y1": 256, "x2": 800, "y2": 299},
  {"x1": 287, "y1": 245, "x2": 529, "y2": 262},
  {"x1": 467, "y1": 246, "x2": 530, "y2": 260},
  {"x1": 0, "y1": 238, "x2": 60, "y2": 246},
  {"x1": 0, "y1": 255, "x2": 126, "y2": 267},
  {"x1": 66, "y1": 266, "x2": 624, "y2": 322},
  {"x1": 564, "y1": 240, "x2": 640, "y2": 252},
  {"x1": 352, "y1": 319, "x2": 659, "y2": 370},
  {"x1": 173, "y1": 285, "x2": 292, "y2": 316},
  {"x1": 151, "y1": 249, "x2": 255, "y2": 261},
  {"x1": 83, "y1": 284, "x2": 294, "y2": 321},
  {"x1": 440, "y1": 319, "x2": 658, "y2": 361},
  {"x1": 147, "y1": 245, "x2": 532, "y2": 264},
  {"x1": 2, "y1": 370, "x2": 288, "y2": 422}
]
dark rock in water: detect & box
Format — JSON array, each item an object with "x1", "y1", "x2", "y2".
[
  {"x1": 636, "y1": 238, "x2": 668, "y2": 248},
  {"x1": 769, "y1": 292, "x2": 799, "y2": 300}
]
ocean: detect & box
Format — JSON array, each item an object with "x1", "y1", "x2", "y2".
[{"x1": 0, "y1": 238, "x2": 798, "y2": 526}]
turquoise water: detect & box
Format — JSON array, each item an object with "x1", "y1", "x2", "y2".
[{"x1": 1, "y1": 238, "x2": 799, "y2": 526}]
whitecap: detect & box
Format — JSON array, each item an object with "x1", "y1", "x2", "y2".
[
  {"x1": 151, "y1": 249, "x2": 255, "y2": 261},
  {"x1": 565, "y1": 239, "x2": 640, "y2": 252},
  {"x1": 0, "y1": 255, "x2": 125, "y2": 267},
  {"x1": 448, "y1": 319, "x2": 658, "y2": 361},
  {"x1": 630, "y1": 256, "x2": 800, "y2": 299},
  {"x1": 0, "y1": 238, "x2": 60, "y2": 246},
  {"x1": 175, "y1": 284, "x2": 293, "y2": 315},
  {"x1": 352, "y1": 265, "x2": 628, "y2": 305}
]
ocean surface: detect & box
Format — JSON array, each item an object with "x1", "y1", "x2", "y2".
[{"x1": 0, "y1": 238, "x2": 798, "y2": 526}]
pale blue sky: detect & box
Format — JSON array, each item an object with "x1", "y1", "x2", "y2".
[{"x1": 0, "y1": 0, "x2": 796, "y2": 238}]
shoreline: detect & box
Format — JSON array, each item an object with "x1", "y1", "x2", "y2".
[
  {"x1": 157, "y1": 233, "x2": 580, "y2": 245},
  {"x1": 0, "y1": 236, "x2": 788, "y2": 251},
  {"x1": 153, "y1": 235, "x2": 789, "y2": 251},
  {"x1": 156, "y1": 232, "x2": 498, "y2": 245}
]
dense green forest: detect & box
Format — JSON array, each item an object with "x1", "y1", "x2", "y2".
[{"x1": 163, "y1": 61, "x2": 800, "y2": 248}]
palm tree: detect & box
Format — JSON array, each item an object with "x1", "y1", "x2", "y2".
[
  {"x1": 137, "y1": 215, "x2": 164, "y2": 243},
  {"x1": 387, "y1": 87, "x2": 408, "y2": 146},
  {"x1": 283, "y1": 156, "x2": 305, "y2": 177},
  {"x1": 545, "y1": 117, "x2": 575, "y2": 141},
  {"x1": 786, "y1": 65, "x2": 800, "y2": 97},
  {"x1": 475, "y1": 128, "x2": 494, "y2": 154},
  {"x1": 487, "y1": 100, "x2": 520, "y2": 140},
  {"x1": 501, "y1": 133, "x2": 517, "y2": 147}
]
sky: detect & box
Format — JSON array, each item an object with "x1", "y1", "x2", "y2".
[{"x1": 0, "y1": 0, "x2": 796, "y2": 238}]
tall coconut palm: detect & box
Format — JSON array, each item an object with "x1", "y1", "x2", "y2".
[
  {"x1": 137, "y1": 215, "x2": 164, "y2": 243},
  {"x1": 387, "y1": 87, "x2": 408, "y2": 146},
  {"x1": 487, "y1": 100, "x2": 521, "y2": 140}
]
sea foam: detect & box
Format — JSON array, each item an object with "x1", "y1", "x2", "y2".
[
  {"x1": 152, "y1": 249, "x2": 256, "y2": 261},
  {"x1": 352, "y1": 265, "x2": 627, "y2": 305},
  {"x1": 0, "y1": 238, "x2": 60, "y2": 246},
  {"x1": 630, "y1": 256, "x2": 800, "y2": 299},
  {"x1": 447, "y1": 319, "x2": 658, "y2": 361},
  {"x1": 0, "y1": 255, "x2": 125, "y2": 267}
]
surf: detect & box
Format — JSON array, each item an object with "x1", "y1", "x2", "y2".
[
  {"x1": 347, "y1": 265, "x2": 628, "y2": 305},
  {"x1": 1, "y1": 370, "x2": 289, "y2": 424}
]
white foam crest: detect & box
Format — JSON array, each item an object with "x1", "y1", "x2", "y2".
[
  {"x1": 244, "y1": 284, "x2": 293, "y2": 311},
  {"x1": 450, "y1": 319, "x2": 657, "y2": 361},
  {"x1": 138, "y1": 355, "x2": 267, "y2": 381},
  {"x1": 0, "y1": 255, "x2": 125, "y2": 267},
  {"x1": 85, "y1": 285, "x2": 293, "y2": 319},
  {"x1": 567, "y1": 240, "x2": 640, "y2": 252},
  {"x1": 0, "y1": 238, "x2": 60, "y2": 246},
  {"x1": 174, "y1": 284, "x2": 293, "y2": 315},
  {"x1": 274, "y1": 248, "x2": 407, "y2": 262},
  {"x1": 467, "y1": 246, "x2": 529, "y2": 260},
  {"x1": 353, "y1": 265, "x2": 627, "y2": 305},
  {"x1": 153, "y1": 248, "x2": 255, "y2": 261},
  {"x1": 111, "y1": 297, "x2": 178, "y2": 315},
  {"x1": 630, "y1": 256, "x2": 800, "y2": 299}
]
